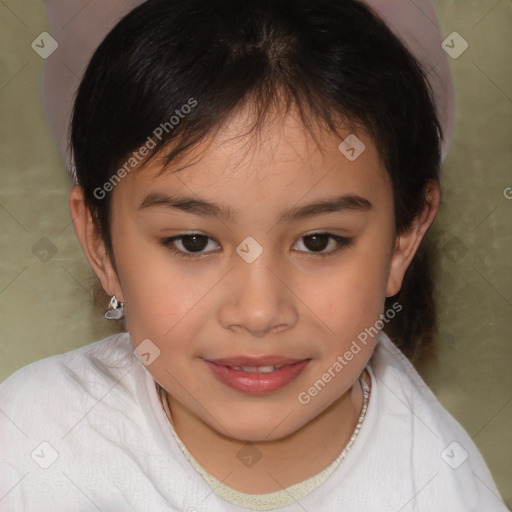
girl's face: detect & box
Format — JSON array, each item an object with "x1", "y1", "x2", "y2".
[{"x1": 75, "y1": 109, "x2": 428, "y2": 441}]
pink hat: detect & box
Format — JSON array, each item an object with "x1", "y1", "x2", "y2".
[{"x1": 41, "y1": 0, "x2": 454, "y2": 182}]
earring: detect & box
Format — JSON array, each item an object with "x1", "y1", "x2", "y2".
[{"x1": 105, "y1": 295, "x2": 125, "y2": 320}]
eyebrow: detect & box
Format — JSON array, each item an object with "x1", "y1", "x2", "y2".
[{"x1": 138, "y1": 192, "x2": 372, "y2": 222}]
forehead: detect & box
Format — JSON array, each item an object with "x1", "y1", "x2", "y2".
[{"x1": 113, "y1": 107, "x2": 390, "y2": 213}]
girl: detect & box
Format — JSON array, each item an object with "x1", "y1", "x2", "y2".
[{"x1": 0, "y1": 0, "x2": 507, "y2": 510}]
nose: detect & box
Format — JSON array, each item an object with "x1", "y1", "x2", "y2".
[{"x1": 217, "y1": 248, "x2": 299, "y2": 337}]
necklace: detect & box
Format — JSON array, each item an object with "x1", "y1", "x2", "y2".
[
  {"x1": 339, "y1": 368, "x2": 371, "y2": 461},
  {"x1": 157, "y1": 369, "x2": 371, "y2": 509},
  {"x1": 158, "y1": 367, "x2": 371, "y2": 468}
]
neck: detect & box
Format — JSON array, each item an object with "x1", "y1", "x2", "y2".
[{"x1": 163, "y1": 374, "x2": 367, "y2": 495}]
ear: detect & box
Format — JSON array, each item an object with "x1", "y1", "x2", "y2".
[
  {"x1": 386, "y1": 179, "x2": 441, "y2": 297},
  {"x1": 68, "y1": 185, "x2": 124, "y2": 302}
]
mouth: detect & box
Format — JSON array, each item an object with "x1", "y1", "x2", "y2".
[{"x1": 203, "y1": 356, "x2": 311, "y2": 394}]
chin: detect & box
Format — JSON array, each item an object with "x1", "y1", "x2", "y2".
[{"x1": 210, "y1": 407, "x2": 304, "y2": 443}]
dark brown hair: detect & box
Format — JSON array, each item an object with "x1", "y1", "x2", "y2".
[{"x1": 71, "y1": 0, "x2": 443, "y2": 361}]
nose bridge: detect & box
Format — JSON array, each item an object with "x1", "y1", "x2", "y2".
[
  {"x1": 218, "y1": 235, "x2": 298, "y2": 335},
  {"x1": 235, "y1": 236, "x2": 282, "y2": 304}
]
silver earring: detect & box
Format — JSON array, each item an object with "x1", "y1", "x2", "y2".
[{"x1": 105, "y1": 295, "x2": 124, "y2": 320}]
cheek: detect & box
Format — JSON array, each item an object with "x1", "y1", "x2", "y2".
[
  {"x1": 121, "y1": 265, "x2": 209, "y2": 345},
  {"x1": 307, "y1": 238, "x2": 392, "y2": 339},
  {"x1": 116, "y1": 249, "x2": 209, "y2": 394},
  {"x1": 111, "y1": 226, "x2": 207, "y2": 343},
  {"x1": 113, "y1": 208, "x2": 393, "y2": 348}
]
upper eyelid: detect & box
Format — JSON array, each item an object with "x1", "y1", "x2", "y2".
[
  {"x1": 167, "y1": 231, "x2": 343, "y2": 242},
  {"x1": 169, "y1": 233, "x2": 220, "y2": 249},
  {"x1": 169, "y1": 229, "x2": 347, "y2": 240},
  {"x1": 164, "y1": 232, "x2": 349, "y2": 255}
]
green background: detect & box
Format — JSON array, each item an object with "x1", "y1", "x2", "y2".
[{"x1": 0, "y1": 0, "x2": 510, "y2": 506}]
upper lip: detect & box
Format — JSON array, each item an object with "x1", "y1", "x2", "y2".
[{"x1": 205, "y1": 356, "x2": 309, "y2": 368}]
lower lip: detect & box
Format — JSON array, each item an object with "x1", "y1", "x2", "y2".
[{"x1": 205, "y1": 360, "x2": 310, "y2": 394}]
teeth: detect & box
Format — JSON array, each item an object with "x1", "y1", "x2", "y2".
[
  {"x1": 231, "y1": 365, "x2": 280, "y2": 373},
  {"x1": 253, "y1": 366, "x2": 276, "y2": 373}
]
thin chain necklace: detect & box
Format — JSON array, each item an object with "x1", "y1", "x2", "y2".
[
  {"x1": 338, "y1": 368, "x2": 371, "y2": 461},
  {"x1": 159, "y1": 367, "x2": 371, "y2": 471},
  {"x1": 157, "y1": 369, "x2": 371, "y2": 509}
]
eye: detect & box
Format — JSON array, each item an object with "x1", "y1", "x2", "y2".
[
  {"x1": 160, "y1": 232, "x2": 353, "y2": 259},
  {"x1": 161, "y1": 233, "x2": 220, "y2": 258},
  {"x1": 292, "y1": 232, "x2": 353, "y2": 257}
]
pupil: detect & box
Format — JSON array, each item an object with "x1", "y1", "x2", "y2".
[
  {"x1": 180, "y1": 235, "x2": 330, "y2": 253},
  {"x1": 183, "y1": 235, "x2": 207, "y2": 252},
  {"x1": 305, "y1": 234, "x2": 328, "y2": 252}
]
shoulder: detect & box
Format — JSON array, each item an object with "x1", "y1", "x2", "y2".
[
  {"x1": 0, "y1": 332, "x2": 142, "y2": 440},
  {"x1": 370, "y1": 331, "x2": 476, "y2": 451},
  {"x1": 0, "y1": 333, "x2": 195, "y2": 511},
  {"x1": 0, "y1": 332, "x2": 135, "y2": 398},
  {"x1": 371, "y1": 330, "x2": 440, "y2": 407},
  {"x1": 367, "y1": 332, "x2": 508, "y2": 511}
]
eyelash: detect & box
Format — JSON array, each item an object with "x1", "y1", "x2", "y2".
[{"x1": 160, "y1": 232, "x2": 353, "y2": 259}]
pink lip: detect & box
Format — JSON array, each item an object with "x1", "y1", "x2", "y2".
[
  {"x1": 208, "y1": 355, "x2": 306, "y2": 367},
  {"x1": 204, "y1": 357, "x2": 310, "y2": 394}
]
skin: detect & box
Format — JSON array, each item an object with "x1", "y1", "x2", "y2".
[{"x1": 69, "y1": 107, "x2": 440, "y2": 494}]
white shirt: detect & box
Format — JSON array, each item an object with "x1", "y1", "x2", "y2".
[{"x1": 0, "y1": 331, "x2": 508, "y2": 512}]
